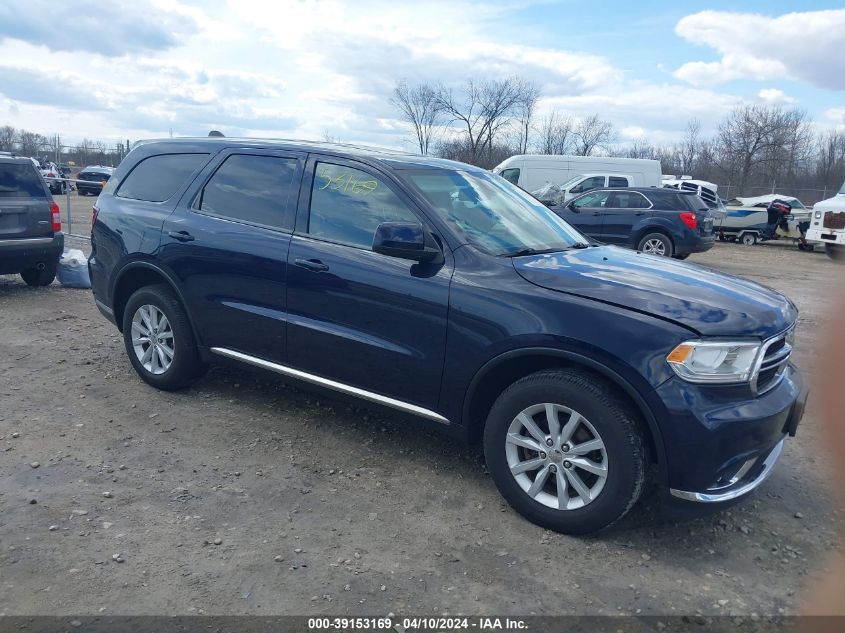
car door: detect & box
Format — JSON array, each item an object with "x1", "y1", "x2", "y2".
[
  {"x1": 554, "y1": 189, "x2": 613, "y2": 241},
  {"x1": 159, "y1": 149, "x2": 304, "y2": 362},
  {"x1": 285, "y1": 156, "x2": 452, "y2": 413},
  {"x1": 599, "y1": 191, "x2": 653, "y2": 245}
]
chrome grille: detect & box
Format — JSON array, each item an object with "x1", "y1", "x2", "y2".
[{"x1": 752, "y1": 329, "x2": 793, "y2": 394}]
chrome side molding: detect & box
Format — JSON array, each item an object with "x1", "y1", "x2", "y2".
[{"x1": 209, "y1": 347, "x2": 450, "y2": 425}]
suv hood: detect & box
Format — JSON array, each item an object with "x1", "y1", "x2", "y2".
[{"x1": 513, "y1": 246, "x2": 796, "y2": 338}]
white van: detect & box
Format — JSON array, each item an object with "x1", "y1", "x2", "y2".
[
  {"x1": 493, "y1": 155, "x2": 662, "y2": 201},
  {"x1": 806, "y1": 180, "x2": 845, "y2": 261}
]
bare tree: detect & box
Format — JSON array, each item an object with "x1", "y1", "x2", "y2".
[
  {"x1": 815, "y1": 129, "x2": 845, "y2": 189},
  {"x1": 18, "y1": 131, "x2": 46, "y2": 158},
  {"x1": 435, "y1": 77, "x2": 537, "y2": 165},
  {"x1": 514, "y1": 83, "x2": 541, "y2": 155},
  {"x1": 676, "y1": 119, "x2": 701, "y2": 175},
  {"x1": 624, "y1": 138, "x2": 659, "y2": 160},
  {"x1": 714, "y1": 105, "x2": 812, "y2": 191},
  {"x1": 572, "y1": 114, "x2": 615, "y2": 156},
  {"x1": 391, "y1": 80, "x2": 442, "y2": 155},
  {"x1": 0, "y1": 125, "x2": 16, "y2": 152},
  {"x1": 535, "y1": 110, "x2": 574, "y2": 155}
]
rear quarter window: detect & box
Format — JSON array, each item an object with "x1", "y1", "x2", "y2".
[
  {"x1": 0, "y1": 162, "x2": 46, "y2": 198},
  {"x1": 116, "y1": 153, "x2": 209, "y2": 202}
]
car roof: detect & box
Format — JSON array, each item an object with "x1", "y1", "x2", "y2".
[
  {"x1": 0, "y1": 155, "x2": 36, "y2": 165},
  {"x1": 592, "y1": 187, "x2": 698, "y2": 195},
  {"x1": 130, "y1": 137, "x2": 486, "y2": 172},
  {"x1": 81, "y1": 165, "x2": 114, "y2": 172}
]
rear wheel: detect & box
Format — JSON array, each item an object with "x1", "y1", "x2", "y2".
[
  {"x1": 483, "y1": 369, "x2": 646, "y2": 534},
  {"x1": 739, "y1": 232, "x2": 757, "y2": 246},
  {"x1": 20, "y1": 263, "x2": 56, "y2": 287},
  {"x1": 637, "y1": 233, "x2": 673, "y2": 257},
  {"x1": 122, "y1": 284, "x2": 205, "y2": 390}
]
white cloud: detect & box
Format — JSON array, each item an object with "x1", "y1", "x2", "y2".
[
  {"x1": 757, "y1": 88, "x2": 795, "y2": 105},
  {"x1": 673, "y1": 9, "x2": 845, "y2": 89}
]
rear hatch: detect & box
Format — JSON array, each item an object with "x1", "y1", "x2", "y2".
[
  {"x1": 685, "y1": 194, "x2": 714, "y2": 236},
  {"x1": 0, "y1": 161, "x2": 53, "y2": 239},
  {"x1": 79, "y1": 170, "x2": 110, "y2": 184}
]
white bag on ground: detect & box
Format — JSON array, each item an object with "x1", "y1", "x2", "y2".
[{"x1": 57, "y1": 249, "x2": 91, "y2": 289}]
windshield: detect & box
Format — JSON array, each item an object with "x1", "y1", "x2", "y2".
[
  {"x1": 558, "y1": 174, "x2": 586, "y2": 189},
  {"x1": 403, "y1": 169, "x2": 584, "y2": 257}
]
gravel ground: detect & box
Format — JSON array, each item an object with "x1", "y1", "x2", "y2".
[{"x1": 0, "y1": 240, "x2": 842, "y2": 617}]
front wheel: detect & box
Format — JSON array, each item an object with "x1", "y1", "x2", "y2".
[
  {"x1": 637, "y1": 233, "x2": 673, "y2": 257},
  {"x1": 122, "y1": 284, "x2": 205, "y2": 390},
  {"x1": 826, "y1": 243, "x2": 844, "y2": 262},
  {"x1": 483, "y1": 369, "x2": 646, "y2": 534}
]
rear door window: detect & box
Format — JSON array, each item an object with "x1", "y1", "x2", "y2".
[
  {"x1": 0, "y1": 163, "x2": 45, "y2": 198},
  {"x1": 607, "y1": 191, "x2": 650, "y2": 209},
  {"x1": 117, "y1": 153, "x2": 208, "y2": 202},
  {"x1": 608, "y1": 176, "x2": 629, "y2": 188},
  {"x1": 307, "y1": 162, "x2": 419, "y2": 249},
  {"x1": 196, "y1": 154, "x2": 298, "y2": 230}
]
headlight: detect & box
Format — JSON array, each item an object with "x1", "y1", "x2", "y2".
[
  {"x1": 667, "y1": 340, "x2": 761, "y2": 383},
  {"x1": 814, "y1": 211, "x2": 822, "y2": 219}
]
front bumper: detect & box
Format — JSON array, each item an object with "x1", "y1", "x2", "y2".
[
  {"x1": 648, "y1": 363, "x2": 806, "y2": 505},
  {"x1": 806, "y1": 227, "x2": 845, "y2": 245}
]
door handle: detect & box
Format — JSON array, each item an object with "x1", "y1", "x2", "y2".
[
  {"x1": 168, "y1": 230, "x2": 195, "y2": 242},
  {"x1": 294, "y1": 258, "x2": 330, "y2": 272}
]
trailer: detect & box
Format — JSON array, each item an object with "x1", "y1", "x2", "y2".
[{"x1": 717, "y1": 195, "x2": 815, "y2": 250}]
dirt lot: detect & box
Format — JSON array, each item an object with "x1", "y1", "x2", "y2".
[{"x1": 0, "y1": 240, "x2": 842, "y2": 617}]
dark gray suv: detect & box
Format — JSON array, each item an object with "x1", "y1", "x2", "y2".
[{"x1": 0, "y1": 153, "x2": 64, "y2": 286}]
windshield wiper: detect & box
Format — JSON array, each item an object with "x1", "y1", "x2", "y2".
[{"x1": 503, "y1": 243, "x2": 591, "y2": 257}]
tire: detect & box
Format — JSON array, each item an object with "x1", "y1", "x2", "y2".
[
  {"x1": 672, "y1": 253, "x2": 690, "y2": 260},
  {"x1": 826, "y1": 244, "x2": 845, "y2": 262},
  {"x1": 739, "y1": 232, "x2": 757, "y2": 246},
  {"x1": 637, "y1": 232, "x2": 673, "y2": 257},
  {"x1": 78, "y1": 189, "x2": 88, "y2": 197},
  {"x1": 483, "y1": 369, "x2": 646, "y2": 534},
  {"x1": 122, "y1": 284, "x2": 205, "y2": 390},
  {"x1": 20, "y1": 263, "x2": 56, "y2": 287}
]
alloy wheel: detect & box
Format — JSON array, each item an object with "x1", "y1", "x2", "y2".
[
  {"x1": 505, "y1": 403, "x2": 608, "y2": 510},
  {"x1": 131, "y1": 304, "x2": 175, "y2": 375},
  {"x1": 641, "y1": 238, "x2": 667, "y2": 256}
]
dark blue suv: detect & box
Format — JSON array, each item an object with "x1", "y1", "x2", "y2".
[{"x1": 89, "y1": 139, "x2": 807, "y2": 534}]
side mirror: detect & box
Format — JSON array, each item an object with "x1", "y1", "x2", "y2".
[
  {"x1": 373, "y1": 222, "x2": 443, "y2": 264},
  {"x1": 567, "y1": 202, "x2": 579, "y2": 212}
]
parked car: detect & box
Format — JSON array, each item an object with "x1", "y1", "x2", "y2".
[
  {"x1": 89, "y1": 139, "x2": 805, "y2": 534},
  {"x1": 532, "y1": 173, "x2": 634, "y2": 206},
  {"x1": 553, "y1": 187, "x2": 715, "y2": 259},
  {"x1": 76, "y1": 166, "x2": 114, "y2": 196},
  {"x1": 806, "y1": 179, "x2": 845, "y2": 261},
  {"x1": 39, "y1": 161, "x2": 67, "y2": 195},
  {"x1": 0, "y1": 154, "x2": 64, "y2": 285},
  {"x1": 493, "y1": 154, "x2": 662, "y2": 195}
]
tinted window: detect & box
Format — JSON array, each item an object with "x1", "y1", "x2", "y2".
[
  {"x1": 308, "y1": 162, "x2": 418, "y2": 249},
  {"x1": 500, "y1": 168, "x2": 520, "y2": 185},
  {"x1": 570, "y1": 176, "x2": 605, "y2": 194},
  {"x1": 648, "y1": 190, "x2": 697, "y2": 211},
  {"x1": 198, "y1": 155, "x2": 297, "y2": 229},
  {"x1": 0, "y1": 162, "x2": 45, "y2": 198},
  {"x1": 572, "y1": 190, "x2": 612, "y2": 208},
  {"x1": 608, "y1": 191, "x2": 650, "y2": 209},
  {"x1": 609, "y1": 176, "x2": 629, "y2": 187},
  {"x1": 117, "y1": 153, "x2": 208, "y2": 202}
]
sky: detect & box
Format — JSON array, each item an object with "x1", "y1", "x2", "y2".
[{"x1": 0, "y1": 0, "x2": 843, "y2": 151}]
